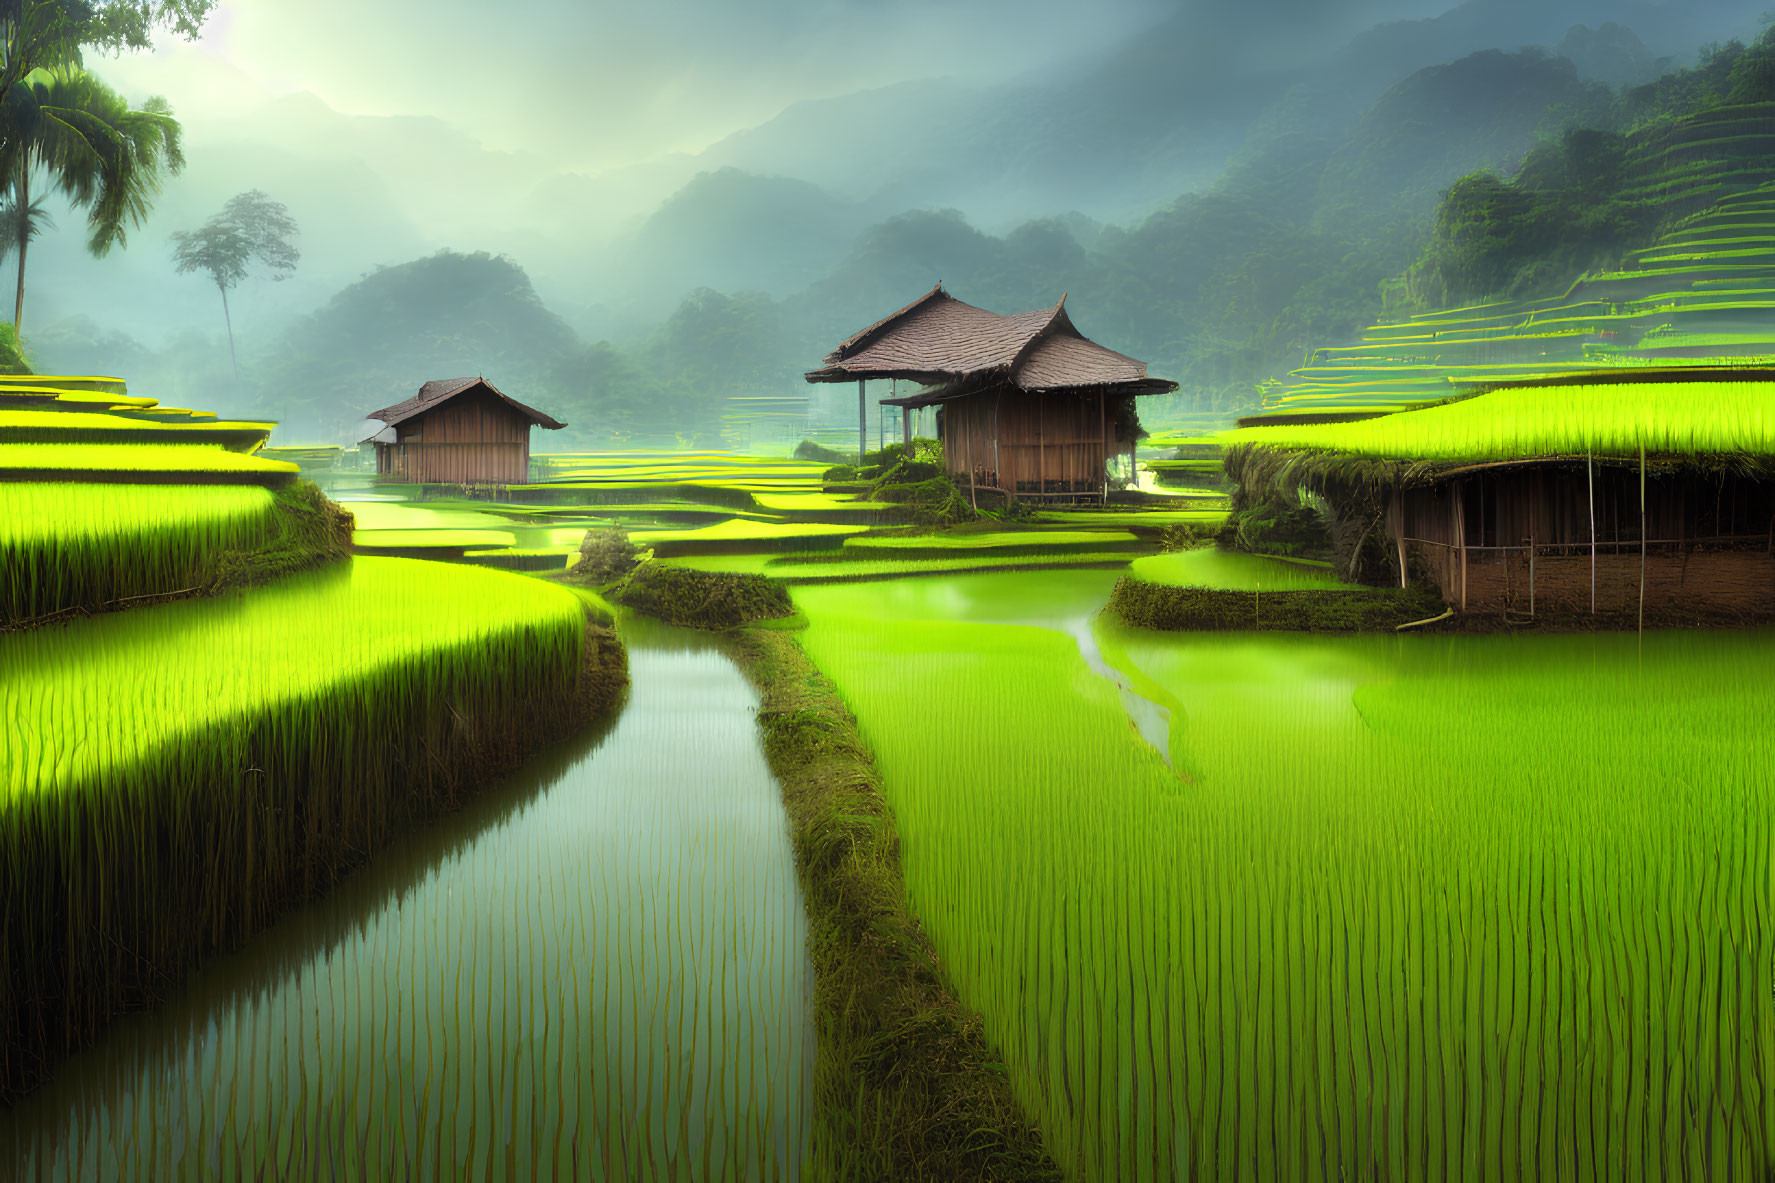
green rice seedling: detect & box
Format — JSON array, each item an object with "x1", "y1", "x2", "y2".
[
  {"x1": 1227, "y1": 378, "x2": 1775, "y2": 460},
  {"x1": 352, "y1": 527, "x2": 520, "y2": 550},
  {"x1": 0, "y1": 634, "x2": 812, "y2": 1182},
  {"x1": 0, "y1": 442, "x2": 297, "y2": 482},
  {"x1": 793, "y1": 572, "x2": 1772, "y2": 1180},
  {"x1": 0, "y1": 483, "x2": 280, "y2": 623},
  {"x1": 1126, "y1": 548, "x2": 1353, "y2": 590},
  {"x1": 663, "y1": 550, "x2": 1142, "y2": 583},
  {"x1": 0, "y1": 557, "x2": 594, "y2": 1102},
  {"x1": 631, "y1": 518, "x2": 869, "y2": 556},
  {"x1": 1034, "y1": 509, "x2": 1230, "y2": 526}
]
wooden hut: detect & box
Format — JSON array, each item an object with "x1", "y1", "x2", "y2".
[
  {"x1": 1385, "y1": 458, "x2": 1775, "y2": 615},
  {"x1": 365, "y1": 377, "x2": 564, "y2": 485},
  {"x1": 804, "y1": 285, "x2": 1177, "y2": 502},
  {"x1": 1227, "y1": 367, "x2": 1775, "y2": 620}
]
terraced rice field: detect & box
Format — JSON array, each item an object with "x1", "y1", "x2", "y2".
[
  {"x1": 1258, "y1": 168, "x2": 1775, "y2": 418},
  {"x1": 794, "y1": 573, "x2": 1772, "y2": 1180},
  {"x1": 0, "y1": 623, "x2": 814, "y2": 1181}
]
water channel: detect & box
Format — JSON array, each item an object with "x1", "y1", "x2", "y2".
[{"x1": 1, "y1": 618, "x2": 813, "y2": 1182}]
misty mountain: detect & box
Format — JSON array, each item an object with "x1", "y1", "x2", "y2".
[
  {"x1": 608, "y1": 168, "x2": 875, "y2": 305},
  {"x1": 257, "y1": 251, "x2": 579, "y2": 439},
  {"x1": 1310, "y1": 47, "x2": 1613, "y2": 238}
]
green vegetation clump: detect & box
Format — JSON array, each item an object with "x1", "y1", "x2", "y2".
[
  {"x1": 1109, "y1": 576, "x2": 1443, "y2": 631},
  {"x1": 873, "y1": 475, "x2": 975, "y2": 525},
  {"x1": 723, "y1": 627, "x2": 1062, "y2": 1181},
  {"x1": 613, "y1": 561, "x2": 793, "y2": 629},
  {"x1": 1217, "y1": 499, "x2": 1334, "y2": 559},
  {"x1": 568, "y1": 526, "x2": 643, "y2": 585},
  {"x1": 794, "y1": 439, "x2": 850, "y2": 464}
]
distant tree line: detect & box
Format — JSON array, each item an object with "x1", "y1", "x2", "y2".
[{"x1": 1409, "y1": 22, "x2": 1775, "y2": 308}]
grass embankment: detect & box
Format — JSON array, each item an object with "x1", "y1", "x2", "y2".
[
  {"x1": 1110, "y1": 577, "x2": 1444, "y2": 630},
  {"x1": 1111, "y1": 548, "x2": 1444, "y2": 630},
  {"x1": 725, "y1": 629, "x2": 1062, "y2": 1182},
  {"x1": 1, "y1": 480, "x2": 351, "y2": 627},
  {"x1": 0, "y1": 558, "x2": 628, "y2": 1102},
  {"x1": 611, "y1": 561, "x2": 795, "y2": 629},
  {"x1": 612, "y1": 564, "x2": 1061, "y2": 1179}
]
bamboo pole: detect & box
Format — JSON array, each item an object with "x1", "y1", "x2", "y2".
[
  {"x1": 857, "y1": 380, "x2": 867, "y2": 464},
  {"x1": 1587, "y1": 451, "x2": 1597, "y2": 614},
  {"x1": 901, "y1": 406, "x2": 912, "y2": 462}
]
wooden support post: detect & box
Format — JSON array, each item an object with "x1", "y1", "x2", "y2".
[
  {"x1": 857, "y1": 379, "x2": 867, "y2": 464},
  {"x1": 1038, "y1": 397, "x2": 1046, "y2": 497},
  {"x1": 1639, "y1": 442, "x2": 1647, "y2": 636},
  {"x1": 901, "y1": 406, "x2": 912, "y2": 463},
  {"x1": 1528, "y1": 528, "x2": 1535, "y2": 617},
  {"x1": 1455, "y1": 479, "x2": 1468, "y2": 613},
  {"x1": 1587, "y1": 451, "x2": 1597, "y2": 614},
  {"x1": 1099, "y1": 393, "x2": 1108, "y2": 505},
  {"x1": 993, "y1": 392, "x2": 1002, "y2": 500},
  {"x1": 1390, "y1": 490, "x2": 1408, "y2": 588}
]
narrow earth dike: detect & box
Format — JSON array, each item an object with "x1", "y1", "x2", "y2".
[
  {"x1": 0, "y1": 575, "x2": 628, "y2": 1104},
  {"x1": 611, "y1": 560, "x2": 1061, "y2": 1180}
]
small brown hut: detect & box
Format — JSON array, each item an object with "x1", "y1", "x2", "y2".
[
  {"x1": 365, "y1": 377, "x2": 564, "y2": 485},
  {"x1": 805, "y1": 285, "x2": 1177, "y2": 502}
]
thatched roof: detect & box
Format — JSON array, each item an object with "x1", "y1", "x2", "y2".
[
  {"x1": 367, "y1": 377, "x2": 566, "y2": 431},
  {"x1": 806, "y1": 285, "x2": 1177, "y2": 399}
]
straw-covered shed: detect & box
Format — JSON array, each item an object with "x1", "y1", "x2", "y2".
[
  {"x1": 365, "y1": 377, "x2": 564, "y2": 485},
  {"x1": 1223, "y1": 367, "x2": 1775, "y2": 619},
  {"x1": 805, "y1": 284, "x2": 1176, "y2": 503}
]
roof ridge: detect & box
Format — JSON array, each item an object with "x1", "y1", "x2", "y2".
[
  {"x1": 828, "y1": 281, "x2": 949, "y2": 364},
  {"x1": 1004, "y1": 293, "x2": 1072, "y2": 379}
]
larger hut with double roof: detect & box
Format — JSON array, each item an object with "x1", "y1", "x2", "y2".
[
  {"x1": 364, "y1": 376, "x2": 564, "y2": 486},
  {"x1": 805, "y1": 284, "x2": 1176, "y2": 503}
]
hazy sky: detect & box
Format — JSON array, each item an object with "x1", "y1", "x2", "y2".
[
  {"x1": 91, "y1": 0, "x2": 1475, "y2": 173},
  {"x1": 93, "y1": 0, "x2": 1185, "y2": 170}
]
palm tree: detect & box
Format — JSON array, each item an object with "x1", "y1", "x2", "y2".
[{"x1": 0, "y1": 66, "x2": 182, "y2": 335}]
